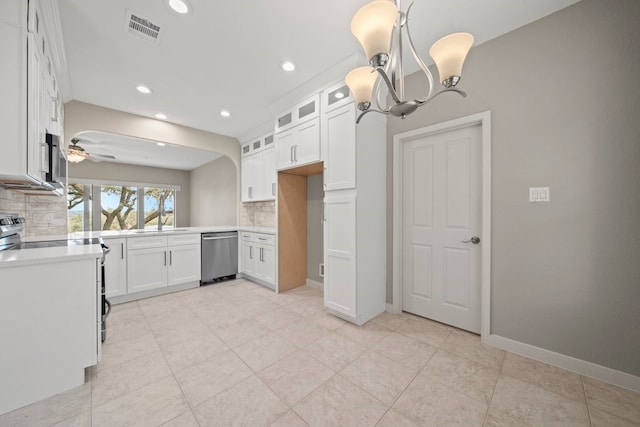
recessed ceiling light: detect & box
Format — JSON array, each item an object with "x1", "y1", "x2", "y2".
[
  {"x1": 136, "y1": 85, "x2": 152, "y2": 94},
  {"x1": 220, "y1": 110, "x2": 231, "y2": 118},
  {"x1": 334, "y1": 92, "x2": 345, "y2": 99},
  {"x1": 281, "y1": 61, "x2": 295, "y2": 72},
  {"x1": 168, "y1": 0, "x2": 190, "y2": 14},
  {"x1": 156, "y1": 142, "x2": 166, "y2": 146},
  {"x1": 155, "y1": 113, "x2": 167, "y2": 120}
]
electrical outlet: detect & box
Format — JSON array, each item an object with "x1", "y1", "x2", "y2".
[
  {"x1": 319, "y1": 263, "x2": 324, "y2": 278},
  {"x1": 529, "y1": 186, "x2": 550, "y2": 202}
]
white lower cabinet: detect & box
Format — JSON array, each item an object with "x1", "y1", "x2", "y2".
[
  {"x1": 102, "y1": 237, "x2": 127, "y2": 298},
  {"x1": 127, "y1": 243, "x2": 169, "y2": 293},
  {"x1": 323, "y1": 193, "x2": 357, "y2": 318},
  {"x1": 167, "y1": 242, "x2": 201, "y2": 286},
  {"x1": 125, "y1": 233, "x2": 201, "y2": 297},
  {"x1": 240, "y1": 231, "x2": 276, "y2": 288}
]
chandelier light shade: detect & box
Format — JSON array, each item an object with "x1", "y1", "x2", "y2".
[
  {"x1": 429, "y1": 32, "x2": 475, "y2": 88},
  {"x1": 350, "y1": 0, "x2": 398, "y2": 66},
  {"x1": 345, "y1": 0, "x2": 474, "y2": 123},
  {"x1": 345, "y1": 66, "x2": 379, "y2": 110}
]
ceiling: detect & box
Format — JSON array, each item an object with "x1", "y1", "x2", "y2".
[
  {"x1": 73, "y1": 131, "x2": 221, "y2": 170},
  {"x1": 58, "y1": 0, "x2": 581, "y2": 141}
]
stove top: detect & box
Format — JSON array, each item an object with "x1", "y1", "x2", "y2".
[{"x1": 9, "y1": 238, "x2": 101, "y2": 250}]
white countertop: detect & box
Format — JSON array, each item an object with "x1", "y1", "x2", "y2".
[
  {"x1": 1, "y1": 225, "x2": 275, "y2": 267},
  {"x1": 0, "y1": 243, "x2": 104, "y2": 267},
  {"x1": 65, "y1": 225, "x2": 276, "y2": 240}
]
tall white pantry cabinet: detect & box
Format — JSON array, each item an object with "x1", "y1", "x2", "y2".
[{"x1": 321, "y1": 82, "x2": 387, "y2": 325}]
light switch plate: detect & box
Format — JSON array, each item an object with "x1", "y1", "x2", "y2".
[{"x1": 529, "y1": 186, "x2": 550, "y2": 202}]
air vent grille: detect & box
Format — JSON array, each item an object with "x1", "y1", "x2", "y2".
[{"x1": 125, "y1": 10, "x2": 161, "y2": 43}]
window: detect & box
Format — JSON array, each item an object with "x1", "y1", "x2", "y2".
[
  {"x1": 101, "y1": 185, "x2": 138, "y2": 230},
  {"x1": 67, "y1": 182, "x2": 178, "y2": 232},
  {"x1": 143, "y1": 188, "x2": 174, "y2": 229},
  {"x1": 67, "y1": 184, "x2": 92, "y2": 232}
]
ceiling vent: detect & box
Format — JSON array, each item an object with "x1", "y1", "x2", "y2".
[{"x1": 124, "y1": 10, "x2": 162, "y2": 44}]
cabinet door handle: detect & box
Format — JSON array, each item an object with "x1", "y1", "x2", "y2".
[
  {"x1": 121, "y1": 243, "x2": 124, "y2": 260},
  {"x1": 272, "y1": 182, "x2": 276, "y2": 196},
  {"x1": 260, "y1": 247, "x2": 264, "y2": 262},
  {"x1": 294, "y1": 145, "x2": 297, "y2": 162},
  {"x1": 40, "y1": 142, "x2": 49, "y2": 174},
  {"x1": 290, "y1": 145, "x2": 294, "y2": 162},
  {"x1": 50, "y1": 97, "x2": 58, "y2": 122},
  {"x1": 164, "y1": 251, "x2": 167, "y2": 266},
  {"x1": 170, "y1": 250, "x2": 173, "y2": 265},
  {"x1": 250, "y1": 246, "x2": 253, "y2": 259},
  {"x1": 323, "y1": 167, "x2": 327, "y2": 190},
  {"x1": 249, "y1": 186, "x2": 252, "y2": 199}
]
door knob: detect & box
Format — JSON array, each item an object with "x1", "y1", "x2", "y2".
[{"x1": 462, "y1": 236, "x2": 481, "y2": 244}]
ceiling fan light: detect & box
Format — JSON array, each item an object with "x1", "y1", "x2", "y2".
[
  {"x1": 345, "y1": 66, "x2": 378, "y2": 111},
  {"x1": 67, "y1": 150, "x2": 88, "y2": 163},
  {"x1": 429, "y1": 32, "x2": 474, "y2": 88},
  {"x1": 350, "y1": 0, "x2": 398, "y2": 66}
]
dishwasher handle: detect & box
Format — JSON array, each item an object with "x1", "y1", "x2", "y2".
[{"x1": 203, "y1": 236, "x2": 237, "y2": 241}]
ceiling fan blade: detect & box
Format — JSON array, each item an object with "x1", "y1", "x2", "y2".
[{"x1": 88, "y1": 153, "x2": 116, "y2": 160}]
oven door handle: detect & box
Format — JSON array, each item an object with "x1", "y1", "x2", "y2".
[{"x1": 104, "y1": 298, "x2": 112, "y2": 318}]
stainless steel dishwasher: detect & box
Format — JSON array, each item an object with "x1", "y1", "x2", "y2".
[{"x1": 201, "y1": 231, "x2": 238, "y2": 284}]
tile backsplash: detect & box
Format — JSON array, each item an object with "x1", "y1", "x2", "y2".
[
  {"x1": 0, "y1": 187, "x2": 68, "y2": 237},
  {"x1": 240, "y1": 201, "x2": 275, "y2": 227}
]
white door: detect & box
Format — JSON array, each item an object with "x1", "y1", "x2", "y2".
[{"x1": 402, "y1": 125, "x2": 482, "y2": 333}]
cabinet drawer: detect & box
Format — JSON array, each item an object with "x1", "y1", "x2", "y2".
[
  {"x1": 254, "y1": 233, "x2": 275, "y2": 246},
  {"x1": 127, "y1": 235, "x2": 168, "y2": 250},
  {"x1": 240, "y1": 232, "x2": 254, "y2": 243},
  {"x1": 168, "y1": 233, "x2": 200, "y2": 246}
]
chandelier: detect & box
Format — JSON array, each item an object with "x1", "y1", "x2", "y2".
[{"x1": 345, "y1": 0, "x2": 474, "y2": 123}]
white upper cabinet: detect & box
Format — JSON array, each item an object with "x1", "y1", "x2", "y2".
[
  {"x1": 322, "y1": 102, "x2": 356, "y2": 191},
  {"x1": 241, "y1": 132, "x2": 276, "y2": 202},
  {"x1": 275, "y1": 94, "x2": 320, "y2": 133},
  {"x1": 0, "y1": 0, "x2": 64, "y2": 188},
  {"x1": 321, "y1": 83, "x2": 353, "y2": 113},
  {"x1": 275, "y1": 94, "x2": 321, "y2": 170}
]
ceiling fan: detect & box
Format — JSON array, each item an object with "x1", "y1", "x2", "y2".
[{"x1": 68, "y1": 137, "x2": 117, "y2": 163}]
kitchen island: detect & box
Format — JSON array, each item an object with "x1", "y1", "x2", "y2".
[{"x1": 0, "y1": 244, "x2": 103, "y2": 415}]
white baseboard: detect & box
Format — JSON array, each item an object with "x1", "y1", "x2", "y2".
[
  {"x1": 484, "y1": 334, "x2": 640, "y2": 393},
  {"x1": 305, "y1": 279, "x2": 324, "y2": 290},
  {"x1": 386, "y1": 303, "x2": 401, "y2": 314}
]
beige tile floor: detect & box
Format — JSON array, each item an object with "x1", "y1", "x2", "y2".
[{"x1": 1, "y1": 279, "x2": 639, "y2": 427}]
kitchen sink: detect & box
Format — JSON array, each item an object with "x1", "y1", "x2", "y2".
[{"x1": 131, "y1": 228, "x2": 188, "y2": 234}]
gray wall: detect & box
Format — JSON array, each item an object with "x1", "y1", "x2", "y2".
[
  {"x1": 307, "y1": 174, "x2": 324, "y2": 283},
  {"x1": 69, "y1": 161, "x2": 191, "y2": 227},
  {"x1": 386, "y1": 0, "x2": 640, "y2": 377},
  {"x1": 190, "y1": 156, "x2": 237, "y2": 226}
]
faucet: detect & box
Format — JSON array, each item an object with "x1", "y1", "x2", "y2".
[{"x1": 157, "y1": 194, "x2": 164, "y2": 231}]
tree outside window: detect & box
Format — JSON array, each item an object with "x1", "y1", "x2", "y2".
[{"x1": 67, "y1": 183, "x2": 177, "y2": 232}]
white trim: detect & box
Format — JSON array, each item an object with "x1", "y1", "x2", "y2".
[
  {"x1": 305, "y1": 279, "x2": 324, "y2": 289},
  {"x1": 485, "y1": 333, "x2": 640, "y2": 393},
  {"x1": 392, "y1": 111, "x2": 492, "y2": 338},
  {"x1": 68, "y1": 178, "x2": 182, "y2": 191},
  {"x1": 386, "y1": 303, "x2": 400, "y2": 314}
]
